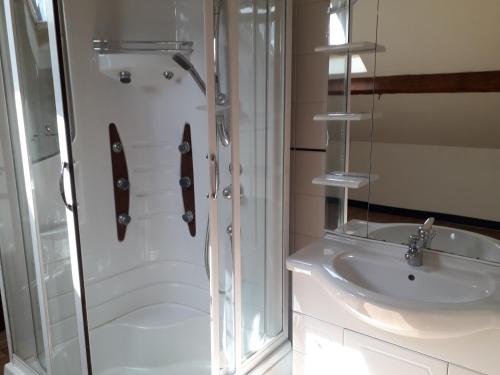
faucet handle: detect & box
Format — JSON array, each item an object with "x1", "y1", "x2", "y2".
[{"x1": 421, "y1": 217, "x2": 435, "y2": 231}]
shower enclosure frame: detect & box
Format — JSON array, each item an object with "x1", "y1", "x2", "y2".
[{"x1": 0, "y1": 0, "x2": 292, "y2": 374}]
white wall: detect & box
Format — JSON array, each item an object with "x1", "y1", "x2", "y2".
[
  {"x1": 350, "y1": 141, "x2": 500, "y2": 222},
  {"x1": 376, "y1": 0, "x2": 500, "y2": 75}
]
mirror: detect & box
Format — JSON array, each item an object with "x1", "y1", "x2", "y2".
[
  {"x1": 326, "y1": 0, "x2": 500, "y2": 263},
  {"x1": 325, "y1": 0, "x2": 378, "y2": 232}
]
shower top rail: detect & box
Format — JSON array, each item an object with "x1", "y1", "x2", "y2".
[{"x1": 92, "y1": 40, "x2": 194, "y2": 54}]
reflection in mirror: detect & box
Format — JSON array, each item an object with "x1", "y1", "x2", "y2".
[
  {"x1": 325, "y1": 0, "x2": 379, "y2": 234},
  {"x1": 26, "y1": 0, "x2": 47, "y2": 23},
  {"x1": 346, "y1": 0, "x2": 500, "y2": 263},
  {"x1": 11, "y1": 0, "x2": 62, "y2": 162}
]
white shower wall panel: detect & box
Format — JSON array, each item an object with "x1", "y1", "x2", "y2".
[{"x1": 60, "y1": 0, "x2": 210, "y2": 338}]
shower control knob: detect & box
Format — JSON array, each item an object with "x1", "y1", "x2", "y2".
[
  {"x1": 182, "y1": 211, "x2": 194, "y2": 224},
  {"x1": 179, "y1": 176, "x2": 192, "y2": 189},
  {"x1": 119, "y1": 71, "x2": 132, "y2": 84},
  {"x1": 178, "y1": 142, "x2": 191, "y2": 155},
  {"x1": 163, "y1": 71, "x2": 174, "y2": 80},
  {"x1": 222, "y1": 185, "x2": 232, "y2": 199},
  {"x1": 116, "y1": 178, "x2": 130, "y2": 191},
  {"x1": 222, "y1": 184, "x2": 244, "y2": 200},
  {"x1": 118, "y1": 213, "x2": 131, "y2": 226},
  {"x1": 112, "y1": 142, "x2": 123, "y2": 153}
]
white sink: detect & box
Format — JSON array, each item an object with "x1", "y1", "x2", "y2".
[
  {"x1": 333, "y1": 253, "x2": 493, "y2": 304},
  {"x1": 287, "y1": 235, "x2": 500, "y2": 339},
  {"x1": 340, "y1": 220, "x2": 500, "y2": 263}
]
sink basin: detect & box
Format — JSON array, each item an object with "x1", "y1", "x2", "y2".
[
  {"x1": 287, "y1": 235, "x2": 500, "y2": 339},
  {"x1": 333, "y1": 253, "x2": 493, "y2": 304}
]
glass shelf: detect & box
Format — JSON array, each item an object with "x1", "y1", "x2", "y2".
[
  {"x1": 92, "y1": 40, "x2": 194, "y2": 54},
  {"x1": 315, "y1": 42, "x2": 384, "y2": 55},
  {"x1": 313, "y1": 112, "x2": 377, "y2": 122},
  {"x1": 312, "y1": 172, "x2": 379, "y2": 189}
]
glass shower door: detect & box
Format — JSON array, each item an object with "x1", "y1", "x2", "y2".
[
  {"x1": 0, "y1": 0, "x2": 88, "y2": 373},
  {"x1": 237, "y1": 1, "x2": 287, "y2": 362}
]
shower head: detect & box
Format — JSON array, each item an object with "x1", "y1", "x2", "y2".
[{"x1": 172, "y1": 53, "x2": 206, "y2": 96}]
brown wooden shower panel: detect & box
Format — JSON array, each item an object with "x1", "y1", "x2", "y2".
[
  {"x1": 180, "y1": 123, "x2": 196, "y2": 237},
  {"x1": 109, "y1": 123, "x2": 130, "y2": 241}
]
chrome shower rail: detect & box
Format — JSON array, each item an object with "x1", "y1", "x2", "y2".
[{"x1": 92, "y1": 40, "x2": 194, "y2": 54}]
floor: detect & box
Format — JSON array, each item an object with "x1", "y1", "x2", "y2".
[{"x1": 0, "y1": 330, "x2": 8, "y2": 371}]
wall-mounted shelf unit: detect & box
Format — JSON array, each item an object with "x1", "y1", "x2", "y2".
[
  {"x1": 312, "y1": 172, "x2": 379, "y2": 189},
  {"x1": 92, "y1": 40, "x2": 194, "y2": 55},
  {"x1": 313, "y1": 112, "x2": 376, "y2": 122},
  {"x1": 315, "y1": 42, "x2": 384, "y2": 55}
]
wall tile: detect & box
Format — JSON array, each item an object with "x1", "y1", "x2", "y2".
[
  {"x1": 292, "y1": 150, "x2": 326, "y2": 197},
  {"x1": 295, "y1": 54, "x2": 329, "y2": 103},
  {"x1": 294, "y1": 233, "x2": 319, "y2": 252},
  {"x1": 293, "y1": 1, "x2": 329, "y2": 55},
  {"x1": 294, "y1": 194, "x2": 325, "y2": 238},
  {"x1": 294, "y1": 101, "x2": 327, "y2": 149}
]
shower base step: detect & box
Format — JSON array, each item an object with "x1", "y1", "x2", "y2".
[
  {"x1": 98, "y1": 361, "x2": 210, "y2": 375},
  {"x1": 111, "y1": 303, "x2": 206, "y2": 329}
]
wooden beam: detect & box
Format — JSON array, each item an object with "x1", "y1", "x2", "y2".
[{"x1": 328, "y1": 71, "x2": 500, "y2": 95}]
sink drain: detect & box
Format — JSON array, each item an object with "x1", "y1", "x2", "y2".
[{"x1": 408, "y1": 274, "x2": 415, "y2": 281}]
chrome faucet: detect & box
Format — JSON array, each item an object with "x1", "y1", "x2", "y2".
[
  {"x1": 405, "y1": 234, "x2": 424, "y2": 267},
  {"x1": 405, "y1": 217, "x2": 436, "y2": 267}
]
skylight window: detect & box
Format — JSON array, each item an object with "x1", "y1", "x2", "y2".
[
  {"x1": 328, "y1": 12, "x2": 368, "y2": 75},
  {"x1": 329, "y1": 55, "x2": 368, "y2": 76},
  {"x1": 27, "y1": 0, "x2": 48, "y2": 23}
]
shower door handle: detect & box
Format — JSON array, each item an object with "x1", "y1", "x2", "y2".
[
  {"x1": 209, "y1": 154, "x2": 219, "y2": 199},
  {"x1": 59, "y1": 162, "x2": 73, "y2": 211}
]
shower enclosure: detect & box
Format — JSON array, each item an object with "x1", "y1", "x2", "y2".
[{"x1": 0, "y1": 0, "x2": 291, "y2": 374}]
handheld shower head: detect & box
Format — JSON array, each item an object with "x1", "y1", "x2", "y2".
[
  {"x1": 172, "y1": 53, "x2": 206, "y2": 96},
  {"x1": 172, "y1": 53, "x2": 193, "y2": 71}
]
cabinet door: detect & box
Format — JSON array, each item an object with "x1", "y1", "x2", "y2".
[
  {"x1": 293, "y1": 312, "x2": 343, "y2": 355},
  {"x1": 344, "y1": 331, "x2": 448, "y2": 375},
  {"x1": 448, "y1": 365, "x2": 485, "y2": 375}
]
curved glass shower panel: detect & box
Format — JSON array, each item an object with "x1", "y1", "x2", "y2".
[
  {"x1": 0, "y1": 0, "x2": 86, "y2": 373},
  {"x1": 59, "y1": 0, "x2": 212, "y2": 373},
  {"x1": 213, "y1": 0, "x2": 288, "y2": 369},
  {"x1": 0, "y1": 45, "x2": 43, "y2": 372},
  {"x1": 238, "y1": 0, "x2": 287, "y2": 360},
  {"x1": 6, "y1": 0, "x2": 59, "y2": 162}
]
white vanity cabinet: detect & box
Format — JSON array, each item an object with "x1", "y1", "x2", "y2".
[
  {"x1": 292, "y1": 312, "x2": 489, "y2": 375},
  {"x1": 292, "y1": 312, "x2": 447, "y2": 375},
  {"x1": 343, "y1": 330, "x2": 447, "y2": 375}
]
